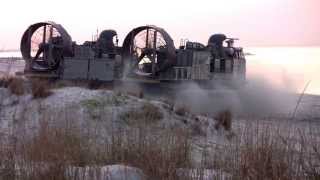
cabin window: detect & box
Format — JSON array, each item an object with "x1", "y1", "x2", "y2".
[
  {"x1": 220, "y1": 59, "x2": 226, "y2": 72},
  {"x1": 210, "y1": 57, "x2": 215, "y2": 72},
  {"x1": 214, "y1": 59, "x2": 220, "y2": 72},
  {"x1": 226, "y1": 60, "x2": 233, "y2": 73},
  {"x1": 184, "y1": 69, "x2": 188, "y2": 79},
  {"x1": 177, "y1": 69, "x2": 182, "y2": 79},
  {"x1": 211, "y1": 59, "x2": 234, "y2": 73}
]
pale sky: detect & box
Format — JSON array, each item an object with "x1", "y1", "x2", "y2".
[{"x1": 0, "y1": 0, "x2": 319, "y2": 50}]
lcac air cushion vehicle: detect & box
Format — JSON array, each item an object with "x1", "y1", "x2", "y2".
[{"x1": 20, "y1": 21, "x2": 246, "y2": 87}]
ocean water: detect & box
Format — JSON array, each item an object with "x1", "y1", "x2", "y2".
[
  {"x1": 0, "y1": 47, "x2": 319, "y2": 95},
  {"x1": 0, "y1": 51, "x2": 21, "y2": 58}
]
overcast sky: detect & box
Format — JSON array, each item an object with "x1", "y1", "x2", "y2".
[{"x1": 0, "y1": 0, "x2": 319, "y2": 50}]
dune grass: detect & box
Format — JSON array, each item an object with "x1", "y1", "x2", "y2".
[{"x1": 0, "y1": 96, "x2": 319, "y2": 179}]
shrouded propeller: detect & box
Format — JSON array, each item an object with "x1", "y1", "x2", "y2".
[
  {"x1": 21, "y1": 22, "x2": 72, "y2": 72},
  {"x1": 122, "y1": 25, "x2": 176, "y2": 77}
]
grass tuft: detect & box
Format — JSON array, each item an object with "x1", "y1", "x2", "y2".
[
  {"x1": 174, "y1": 105, "x2": 190, "y2": 116},
  {"x1": 214, "y1": 110, "x2": 232, "y2": 131},
  {"x1": 31, "y1": 79, "x2": 52, "y2": 99},
  {"x1": 121, "y1": 102, "x2": 163, "y2": 125},
  {"x1": 8, "y1": 77, "x2": 25, "y2": 96}
]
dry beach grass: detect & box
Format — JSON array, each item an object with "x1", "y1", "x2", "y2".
[{"x1": 0, "y1": 81, "x2": 319, "y2": 180}]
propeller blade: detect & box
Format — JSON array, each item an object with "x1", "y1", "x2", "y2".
[
  {"x1": 42, "y1": 25, "x2": 47, "y2": 44},
  {"x1": 33, "y1": 46, "x2": 44, "y2": 61},
  {"x1": 145, "y1": 28, "x2": 149, "y2": 48},
  {"x1": 49, "y1": 25, "x2": 53, "y2": 41},
  {"x1": 153, "y1": 31, "x2": 157, "y2": 49},
  {"x1": 129, "y1": 49, "x2": 147, "y2": 71},
  {"x1": 138, "y1": 51, "x2": 146, "y2": 61}
]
